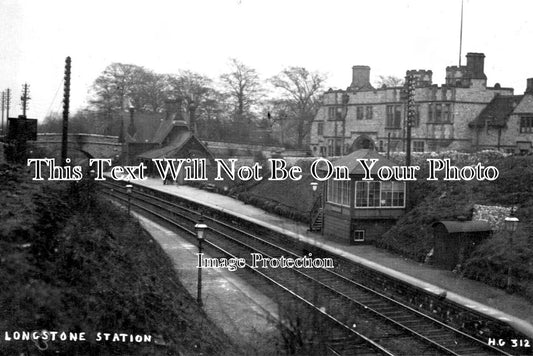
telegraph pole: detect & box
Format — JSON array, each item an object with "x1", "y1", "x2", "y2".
[
  {"x1": 61, "y1": 57, "x2": 71, "y2": 166},
  {"x1": 6, "y1": 88, "x2": 11, "y2": 119},
  {"x1": 405, "y1": 74, "x2": 416, "y2": 208},
  {"x1": 20, "y1": 83, "x2": 31, "y2": 118},
  {"x1": 405, "y1": 75, "x2": 416, "y2": 167},
  {"x1": 1, "y1": 91, "x2": 4, "y2": 135},
  {"x1": 459, "y1": 0, "x2": 464, "y2": 66}
]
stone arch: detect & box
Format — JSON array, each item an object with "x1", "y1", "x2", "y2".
[
  {"x1": 35, "y1": 133, "x2": 123, "y2": 161},
  {"x1": 42, "y1": 146, "x2": 96, "y2": 164},
  {"x1": 349, "y1": 135, "x2": 376, "y2": 152}
]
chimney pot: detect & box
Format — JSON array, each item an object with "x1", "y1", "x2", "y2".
[
  {"x1": 466, "y1": 52, "x2": 487, "y2": 80},
  {"x1": 350, "y1": 65, "x2": 372, "y2": 90},
  {"x1": 526, "y1": 78, "x2": 533, "y2": 94}
]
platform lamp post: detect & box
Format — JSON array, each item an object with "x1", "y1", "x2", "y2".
[
  {"x1": 89, "y1": 169, "x2": 96, "y2": 197},
  {"x1": 504, "y1": 207, "x2": 519, "y2": 290},
  {"x1": 309, "y1": 182, "x2": 319, "y2": 231},
  {"x1": 89, "y1": 169, "x2": 96, "y2": 187},
  {"x1": 309, "y1": 181, "x2": 322, "y2": 344},
  {"x1": 125, "y1": 184, "x2": 133, "y2": 214},
  {"x1": 404, "y1": 74, "x2": 416, "y2": 209},
  {"x1": 195, "y1": 222, "x2": 208, "y2": 307}
]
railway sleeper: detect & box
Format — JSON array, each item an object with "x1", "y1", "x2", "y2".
[
  {"x1": 456, "y1": 351, "x2": 497, "y2": 356},
  {"x1": 344, "y1": 297, "x2": 372, "y2": 306},
  {"x1": 414, "y1": 329, "x2": 449, "y2": 338},
  {"x1": 383, "y1": 312, "x2": 423, "y2": 323},
  {"x1": 334, "y1": 343, "x2": 382, "y2": 355},
  {"x1": 361, "y1": 301, "x2": 390, "y2": 309},
  {"x1": 379, "y1": 309, "x2": 411, "y2": 317},
  {"x1": 373, "y1": 305, "x2": 401, "y2": 313}
]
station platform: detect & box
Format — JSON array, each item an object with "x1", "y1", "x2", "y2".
[
  {"x1": 132, "y1": 212, "x2": 280, "y2": 353},
  {"x1": 125, "y1": 177, "x2": 533, "y2": 338}
]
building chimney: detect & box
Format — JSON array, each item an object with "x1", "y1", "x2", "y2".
[
  {"x1": 350, "y1": 65, "x2": 372, "y2": 90},
  {"x1": 466, "y1": 53, "x2": 486, "y2": 80},
  {"x1": 164, "y1": 98, "x2": 186, "y2": 121},
  {"x1": 525, "y1": 78, "x2": 533, "y2": 94},
  {"x1": 127, "y1": 106, "x2": 136, "y2": 137},
  {"x1": 164, "y1": 99, "x2": 177, "y2": 120},
  {"x1": 174, "y1": 97, "x2": 185, "y2": 121}
]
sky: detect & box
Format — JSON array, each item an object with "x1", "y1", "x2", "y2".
[{"x1": 1, "y1": 0, "x2": 532, "y2": 121}]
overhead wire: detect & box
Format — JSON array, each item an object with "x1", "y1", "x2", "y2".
[{"x1": 44, "y1": 77, "x2": 64, "y2": 119}]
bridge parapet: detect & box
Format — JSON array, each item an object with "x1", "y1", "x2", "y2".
[
  {"x1": 35, "y1": 133, "x2": 123, "y2": 158},
  {"x1": 38, "y1": 133, "x2": 120, "y2": 144}
]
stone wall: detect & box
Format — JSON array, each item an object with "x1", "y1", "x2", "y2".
[
  {"x1": 202, "y1": 140, "x2": 286, "y2": 158},
  {"x1": 472, "y1": 204, "x2": 512, "y2": 231}
]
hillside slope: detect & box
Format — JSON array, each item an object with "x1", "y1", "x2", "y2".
[
  {"x1": 240, "y1": 153, "x2": 533, "y2": 298},
  {"x1": 0, "y1": 164, "x2": 236, "y2": 355}
]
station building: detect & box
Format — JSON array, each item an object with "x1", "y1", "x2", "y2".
[
  {"x1": 310, "y1": 53, "x2": 533, "y2": 156},
  {"x1": 132, "y1": 99, "x2": 214, "y2": 182}
]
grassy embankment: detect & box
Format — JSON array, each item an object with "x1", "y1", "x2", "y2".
[
  {"x1": 0, "y1": 163, "x2": 236, "y2": 355},
  {"x1": 196, "y1": 157, "x2": 318, "y2": 223},
  {"x1": 379, "y1": 152, "x2": 533, "y2": 298}
]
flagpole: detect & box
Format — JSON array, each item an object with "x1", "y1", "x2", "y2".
[{"x1": 459, "y1": 0, "x2": 464, "y2": 66}]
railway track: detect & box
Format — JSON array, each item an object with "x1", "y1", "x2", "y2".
[{"x1": 100, "y1": 181, "x2": 515, "y2": 356}]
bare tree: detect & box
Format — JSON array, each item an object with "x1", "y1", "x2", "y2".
[
  {"x1": 90, "y1": 63, "x2": 170, "y2": 112},
  {"x1": 375, "y1": 75, "x2": 404, "y2": 88},
  {"x1": 133, "y1": 70, "x2": 167, "y2": 112},
  {"x1": 89, "y1": 63, "x2": 169, "y2": 135},
  {"x1": 220, "y1": 59, "x2": 263, "y2": 140},
  {"x1": 167, "y1": 70, "x2": 212, "y2": 102},
  {"x1": 90, "y1": 63, "x2": 143, "y2": 113},
  {"x1": 270, "y1": 67, "x2": 326, "y2": 147},
  {"x1": 166, "y1": 70, "x2": 231, "y2": 137}
]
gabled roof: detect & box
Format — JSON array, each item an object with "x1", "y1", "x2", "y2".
[
  {"x1": 137, "y1": 131, "x2": 213, "y2": 160},
  {"x1": 134, "y1": 112, "x2": 165, "y2": 142},
  {"x1": 328, "y1": 149, "x2": 399, "y2": 175},
  {"x1": 151, "y1": 119, "x2": 189, "y2": 144},
  {"x1": 138, "y1": 131, "x2": 191, "y2": 159},
  {"x1": 469, "y1": 95, "x2": 523, "y2": 128}
]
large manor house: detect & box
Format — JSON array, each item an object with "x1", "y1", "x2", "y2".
[{"x1": 310, "y1": 53, "x2": 533, "y2": 156}]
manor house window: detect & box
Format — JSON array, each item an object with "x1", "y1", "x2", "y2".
[
  {"x1": 356, "y1": 106, "x2": 364, "y2": 120},
  {"x1": 435, "y1": 103, "x2": 442, "y2": 121},
  {"x1": 413, "y1": 141, "x2": 425, "y2": 152},
  {"x1": 428, "y1": 103, "x2": 452, "y2": 123},
  {"x1": 366, "y1": 106, "x2": 373, "y2": 120},
  {"x1": 317, "y1": 122, "x2": 324, "y2": 135},
  {"x1": 328, "y1": 106, "x2": 344, "y2": 121},
  {"x1": 327, "y1": 138, "x2": 342, "y2": 156},
  {"x1": 358, "y1": 106, "x2": 373, "y2": 120},
  {"x1": 520, "y1": 116, "x2": 533, "y2": 133},
  {"x1": 386, "y1": 105, "x2": 402, "y2": 128},
  {"x1": 443, "y1": 103, "x2": 451, "y2": 122}
]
